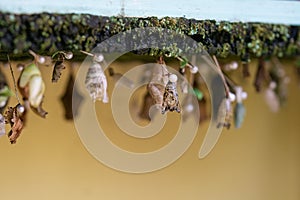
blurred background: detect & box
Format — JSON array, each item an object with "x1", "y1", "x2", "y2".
[{"x1": 0, "y1": 58, "x2": 299, "y2": 200}]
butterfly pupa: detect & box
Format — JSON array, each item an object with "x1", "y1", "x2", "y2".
[
  {"x1": 18, "y1": 63, "x2": 48, "y2": 118},
  {"x1": 264, "y1": 81, "x2": 280, "y2": 113},
  {"x1": 85, "y1": 62, "x2": 109, "y2": 103},
  {"x1": 0, "y1": 113, "x2": 5, "y2": 137},
  {"x1": 234, "y1": 86, "x2": 246, "y2": 128},
  {"x1": 161, "y1": 74, "x2": 181, "y2": 114},
  {"x1": 147, "y1": 62, "x2": 169, "y2": 109},
  {"x1": 216, "y1": 98, "x2": 232, "y2": 129}
]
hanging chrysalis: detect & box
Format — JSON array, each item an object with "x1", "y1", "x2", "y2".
[
  {"x1": 162, "y1": 74, "x2": 181, "y2": 114},
  {"x1": 81, "y1": 50, "x2": 109, "y2": 103},
  {"x1": 216, "y1": 98, "x2": 232, "y2": 129},
  {"x1": 0, "y1": 67, "x2": 13, "y2": 113},
  {"x1": 213, "y1": 56, "x2": 240, "y2": 129},
  {"x1": 234, "y1": 86, "x2": 247, "y2": 128},
  {"x1": 278, "y1": 77, "x2": 289, "y2": 106},
  {"x1": 0, "y1": 113, "x2": 5, "y2": 137},
  {"x1": 220, "y1": 68, "x2": 247, "y2": 129},
  {"x1": 18, "y1": 63, "x2": 48, "y2": 118},
  {"x1": 4, "y1": 104, "x2": 25, "y2": 144},
  {"x1": 86, "y1": 62, "x2": 108, "y2": 103},
  {"x1": 216, "y1": 89, "x2": 235, "y2": 129},
  {"x1": 242, "y1": 62, "x2": 250, "y2": 78},
  {"x1": 108, "y1": 67, "x2": 134, "y2": 88},
  {"x1": 147, "y1": 83, "x2": 164, "y2": 109},
  {"x1": 270, "y1": 58, "x2": 289, "y2": 106},
  {"x1": 222, "y1": 69, "x2": 247, "y2": 128},
  {"x1": 264, "y1": 81, "x2": 280, "y2": 113},
  {"x1": 148, "y1": 57, "x2": 169, "y2": 109},
  {"x1": 212, "y1": 55, "x2": 234, "y2": 129},
  {"x1": 4, "y1": 55, "x2": 26, "y2": 144},
  {"x1": 51, "y1": 51, "x2": 73, "y2": 82},
  {"x1": 60, "y1": 68, "x2": 84, "y2": 120},
  {"x1": 254, "y1": 58, "x2": 267, "y2": 92},
  {"x1": 160, "y1": 55, "x2": 198, "y2": 114}
]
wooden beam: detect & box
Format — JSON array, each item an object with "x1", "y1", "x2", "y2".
[{"x1": 0, "y1": 0, "x2": 300, "y2": 25}]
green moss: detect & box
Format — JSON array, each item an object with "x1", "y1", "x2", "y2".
[{"x1": 0, "y1": 12, "x2": 299, "y2": 61}]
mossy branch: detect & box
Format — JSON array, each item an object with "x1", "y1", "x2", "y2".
[{"x1": 0, "y1": 12, "x2": 299, "y2": 61}]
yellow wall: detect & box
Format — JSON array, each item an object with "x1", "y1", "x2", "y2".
[{"x1": 0, "y1": 59, "x2": 299, "y2": 200}]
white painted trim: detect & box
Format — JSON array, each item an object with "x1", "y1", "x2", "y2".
[{"x1": 0, "y1": 0, "x2": 300, "y2": 25}]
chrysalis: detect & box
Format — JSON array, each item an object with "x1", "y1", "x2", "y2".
[
  {"x1": 5, "y1": 56, "x2": 27, "y2": 144},
  {"x1": 217, "y1": 98, "x2": 232, "y2": 129},
  {"x1": 4, "y1": 104, "x2": 25, "y2": 144},
  {"x1": 85, "y1": 60, "x2": 109, "y2": 103},
  {"x1": 254, "y1": 58, "x2": 267, "y2": 92},
  {"x1": 52, "y1": 60, "x2": 66, "y2": 83},
  {"x1": 264, "y1": 81, "x2": 280, "y2": 113},
  {"x1": 234, "y1": 86, "x2": 246, "y2": 128},
  {"x1": 242, "y1": 62, "x2": 250, "y2": 77},
  {"x1": 270, "y1": 58, "x2": 289, "y2": 106},
  {"x1": 0, "y1": 113, "x2": 5, "y2": 137},
  {"x1": 147, "y1": 83, "x2": 164, "y2": 109},
  {"x1": 278, "y1": 77, "x2": 289, "y2": 105},
  {"x1": 147, "y1": 58, "x2": 169, "y2": 109},
  {"x1": 51, "y1": 51, "x2": 73, "y2": 82},
  {"x1": 212, "y1": 55, "x2": 232, "y2": 129},
  {"x1": 18, "y1": 63, "x2": 48, "y2": 118},
  {"x1": 234, "y1": 103, "x2": 245, "y2": 128},
  {"x1": 80, "y1": 51, "x2": 109, "y2": 103},
  {"x1": 150, "y1": 60, "x2": 169, "y2": 85},
  {"x1": 162, "y1": 74, "x2": 181, "y2": 114}
]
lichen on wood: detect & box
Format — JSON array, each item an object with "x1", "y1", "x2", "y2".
[{"x1": 0, "y1": 12, "x2": 299, "y2": 61}]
